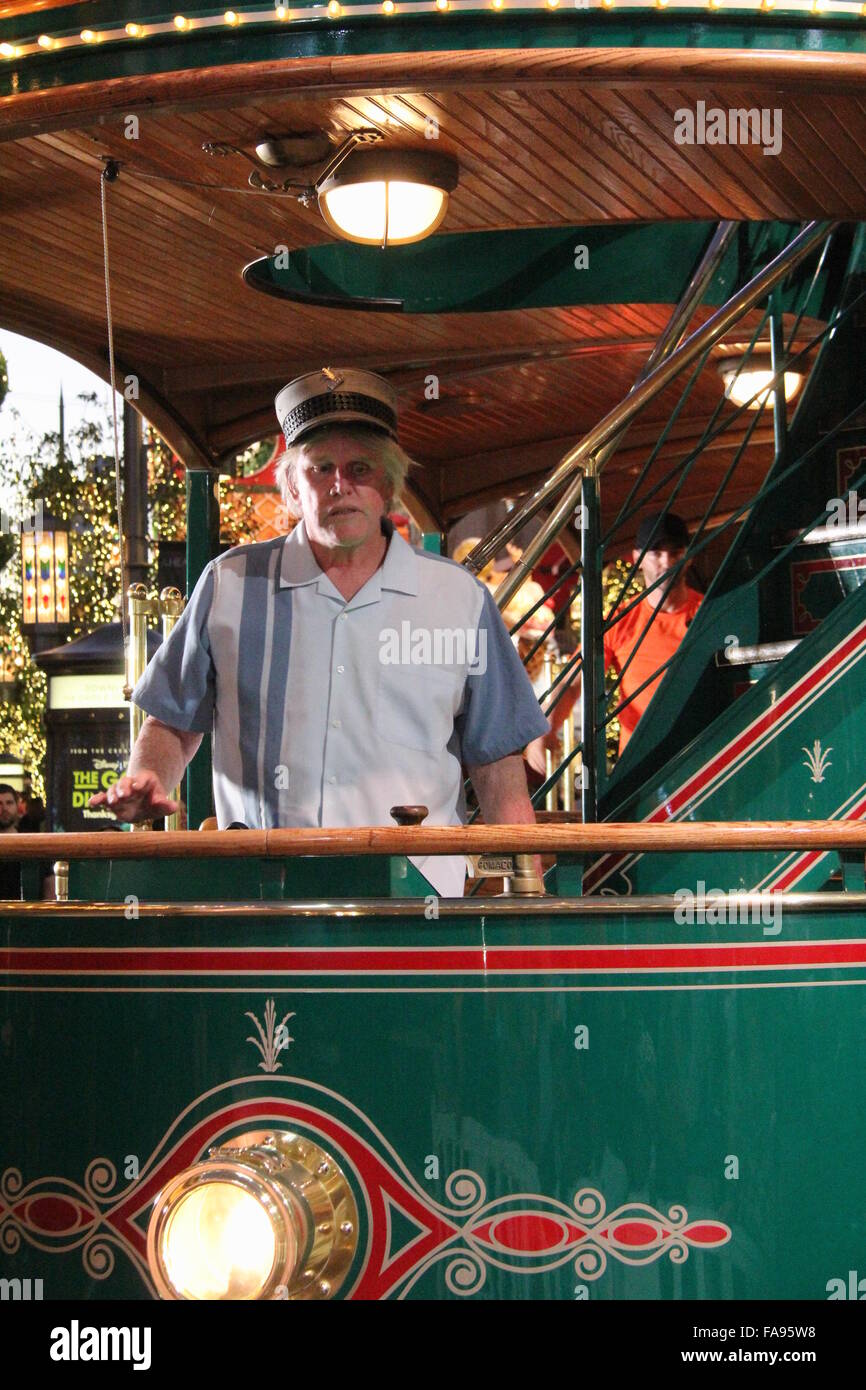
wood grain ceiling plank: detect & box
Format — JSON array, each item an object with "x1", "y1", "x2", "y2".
[
  {"x1": 0, "y1": 203, "x2": 260, "y2": 349},
  {"x1": 602, "y1": 87, "x2": 775, "y2": 221},
  {"x1": 772, "y1": 99, "x2": 866, "y2": 216},
  {"x1": 457, "y1": 87, "x2": 640, "y2": 223},
  {"x1": 631, "y1": 86, "x2": 784, "y2": 221},
  {"x1": 704, "y1": 84, "x2": 856, "y2": 218},
  {"x1": 437, "y1": 429, "x2": 775, "y2": 517},
  {"x1": 31, "y1": 129, "x2": 279, "y2": 254},
  {"x1": 0, "y1": 137, "x2": 457, "y2": 362},
  {"x1": 826, "y1": 93, "x2": 866, "y2": 171},
  {"x1": 539, "y1": 87, "x2": 694, "y2": 222},
  {"x1": 575, "y1": 87, "x2": 721, "y2": 222},
  {"x1": 464, "y1": 87, "x2": 635, "y2": 222},
  {"x1": 109, "y1": 110, "x2": 324, "y2": 252},
  {"x1": 517, "y1": 88, "x2": 658, "y2": 222},
  {"x1": 680, "y1": 88, "x2": 797, "y2": 220},
  {"x1": 419, "y1": 89, "x2": 610, "y2": 227},
  {"x1": 10, "y1": 50, "x2": 866, "y2": 147}
]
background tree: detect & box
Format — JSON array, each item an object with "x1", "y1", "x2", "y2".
[{"x1": 0, "y1": 388, "x2": 260, "y2": 796}]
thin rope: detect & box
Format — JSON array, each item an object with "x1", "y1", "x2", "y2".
[{"x1": 99, "y1": 166, "x2": 130, "y2": 659}]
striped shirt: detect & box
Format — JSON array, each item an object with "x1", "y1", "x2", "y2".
[{"x1": 132, "y1": 519, "x2": 549, "y2": 896}]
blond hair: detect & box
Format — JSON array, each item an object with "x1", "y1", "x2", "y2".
[{"x1": 274, "y1": 425, "x2": 414, "y2": 521}]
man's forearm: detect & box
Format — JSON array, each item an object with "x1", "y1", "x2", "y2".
[
  {"x1": 467, "y1": 753, "x2": 538, "y2": 824},
  {"x1": 128, "y1": 715, "x2": 202, "y2": 790}
]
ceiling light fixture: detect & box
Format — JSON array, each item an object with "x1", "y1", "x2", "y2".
[
  {"x1": 317, "y1": 147, "x2": 459, "y2": 247},
  {"x1": 204, "y1": 128, "x2": 457, "y2": 247},
  {"x1": 718, "y1": 357, "x2": 804, "y2": 410}
]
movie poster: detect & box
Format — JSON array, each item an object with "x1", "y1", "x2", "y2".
[{"x1": 49, "y1": 725, "x2": 129, "y2": 833}]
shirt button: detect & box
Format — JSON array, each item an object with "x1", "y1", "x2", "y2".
[
  {"x1": 332, "y1": 719, "x2": 341, "y2": 728},
  {"x1": 328, "y1": 775, "x2": 337, "y2": 784},
  {"x1": 337, "y1": 665, "x2": 345, "y2": 674},
  {"x1": 340, "y1": 613, "x2": 348, "y2": 621}
]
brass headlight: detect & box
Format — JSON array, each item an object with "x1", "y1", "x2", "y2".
[{"x1": 147, "y1": 1130, "x2": 358, "y2": 1300}]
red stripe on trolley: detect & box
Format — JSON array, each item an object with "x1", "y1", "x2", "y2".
[
  {"x1": 762, "y1": 792, "x2": 866, "y2": 892},
  {"x1": 4, "y1": 942, "x2": 866, "y2": 975},
  {"x1": 584, "y1": 617, "x2": 866, "y2": 892}
]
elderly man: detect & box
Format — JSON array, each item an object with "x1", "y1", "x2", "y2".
[{"x1": 90, "y1": 368, "x2": 549, "y2": 896}]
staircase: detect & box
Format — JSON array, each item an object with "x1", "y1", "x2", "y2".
[{"x1": 589, "y1": 225, "x2": 866, "y2": 896}]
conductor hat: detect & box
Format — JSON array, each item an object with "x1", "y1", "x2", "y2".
[
  {"x1": 635, "y1": 510, "x2": 690, "y2": 553},
  {"x1": 275, "y1": 367, "x2": 399, "y2": 448}
]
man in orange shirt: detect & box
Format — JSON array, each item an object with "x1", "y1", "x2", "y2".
[{"x1": 525, "y1": 511, "x2": 702, "y2": 772}]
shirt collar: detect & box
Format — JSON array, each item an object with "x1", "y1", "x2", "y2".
[{"x1": 278, "y1": 516, "x2": 419, "y2": 597}]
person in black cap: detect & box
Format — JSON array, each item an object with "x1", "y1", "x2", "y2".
[
  {"x1": 90, "y1": 367, "x2": 549, "y2": 896},
  {"x1": 526, "y1": 509, "x2": 702, "y2": 770}
]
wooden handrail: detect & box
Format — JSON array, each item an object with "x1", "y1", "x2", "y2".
[
  {"x1": 5, "y1": 49, "x2": 866, "y2": 142},
  {"x1": 3, "y1": 821, "x2": 866, "y2": 860}
]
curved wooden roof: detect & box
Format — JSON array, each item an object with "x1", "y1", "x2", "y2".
[{"x1": 0, "y1": 15, "x2": 857, "y2": 531}]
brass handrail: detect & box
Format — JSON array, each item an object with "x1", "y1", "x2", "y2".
[
  {"x1": 489, "y1": 220, "x2": 738, "y2": 612},
  {"x1": 468, "y1": 220, "x2": 833, "y2": 607},
  {"x1": 2, "y1": 820, "x2": 866, "y2": 859},
  {"x1": 1, "y1": 893, "x2": 865, "y2": 917}
]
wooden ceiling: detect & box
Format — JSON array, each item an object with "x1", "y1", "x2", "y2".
[{"x1": 0, "y1": 45, "x2": 853, "y2": 532}]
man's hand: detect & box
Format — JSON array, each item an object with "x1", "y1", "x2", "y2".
[
  {"x1": 467, "y1": 752, "x2": 545, "y2": 890},
  {"x1": 89, "y1": 772, "x2": 179, "y2": 824}
]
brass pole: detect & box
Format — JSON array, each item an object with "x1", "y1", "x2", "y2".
[
  {"x1": 126, "y1": 583, "x2": 156, "y2": 832},
  {"x1": 561, "y1": 698, "x2": 574, "y2": 814},
  {"x1": 543, "y1": 654, "x2": 556, "y2": 812},
  {"x1": 159, "y1": 587, "x2": 185, "y2": 830}
]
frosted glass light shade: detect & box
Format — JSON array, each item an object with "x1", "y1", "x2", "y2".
[{"x1": 318, "y1": 149, "x2": 458, "y2": 247}]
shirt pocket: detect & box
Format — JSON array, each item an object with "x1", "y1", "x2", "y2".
[{"x1": 376, "y1": 664, "x2": 463, "y2": 755}]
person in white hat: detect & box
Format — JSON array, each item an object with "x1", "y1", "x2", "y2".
[{"x1": 91, "y1": 368, "x2": 549, "y2": 897}]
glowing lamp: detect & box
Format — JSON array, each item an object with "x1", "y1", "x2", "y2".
[
  {"x1": 719, "y1": 358, "x2": 804, "y2": 411},
  {"x1": 20, "y1": 512, "x2": 70, "y2": 636},
  {"x1": 147, "y1": 1130, "x2": 357, "y2": 1300},
  {"x1": 318, "y1": 148, "x2": 458, "y2": 247}
]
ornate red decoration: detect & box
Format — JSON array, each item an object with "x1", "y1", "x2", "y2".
[{"x1": 1, "y1": 1075, "x2": 732, "y2": 1299}]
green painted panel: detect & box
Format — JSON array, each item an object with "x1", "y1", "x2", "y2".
[
  {"x1": 243, "y1": 222, "x2": 803, "y2": 315},
  {"x1": 2, "y1": 900, "x2": 865, "y2": 1299},
  {"x1": 590, "y1": 568, "x2": 866, "y2": 898},
  {"x1": 67, "y1": 852, "x2": 436, "y2": 901}
]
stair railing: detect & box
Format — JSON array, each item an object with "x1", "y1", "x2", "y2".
[
  {"x1": 598, "y1": 232, "x2": 866, "y2": 767},
  {"x1": 462, "y1": 220, "x2": 843, "y2": 821}
]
